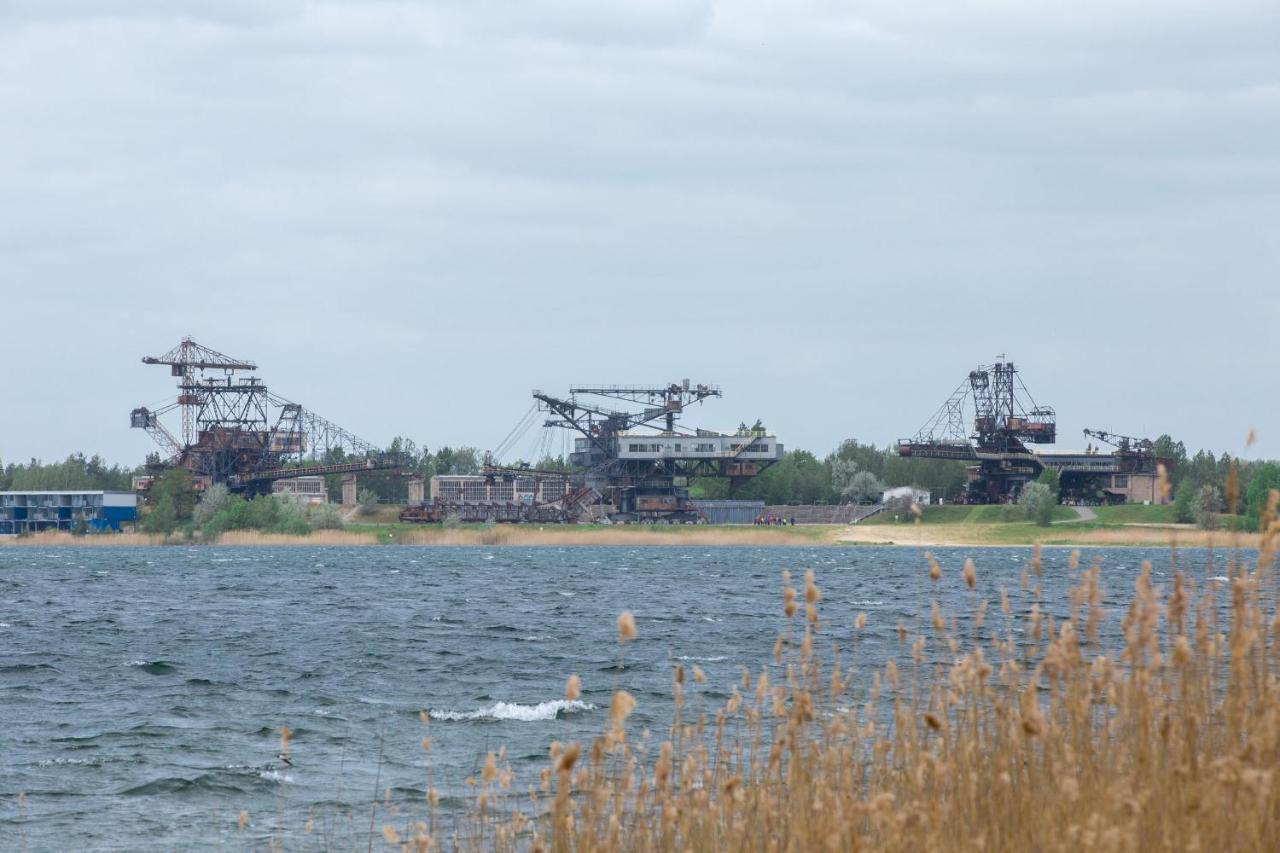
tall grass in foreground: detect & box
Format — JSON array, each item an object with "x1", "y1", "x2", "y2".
[{"x1": 241, "y1": 497, "x2": 1280, "y2": 851}]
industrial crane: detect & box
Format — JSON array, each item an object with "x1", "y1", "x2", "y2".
[
  {"x1": 896, "y1": 357, "x2": 1167, "y2": 505},
  {"x1": 531, "y1": 382, "x2": 780, "y2": 522},
  {"x1": 1082, "y1": 429, "x2": 1155, "y2": 455},
  {"x1": 131, "y1": 337, "x2": 405, "y2": 494}
]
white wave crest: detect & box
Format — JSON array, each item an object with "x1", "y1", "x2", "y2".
[
  {"x1": 1208, "y1": 576, "x2": 1230, "y2": 583},
  {"x1": 676, "y1": 655, "x2": 727, "y2": 663},
  {"x1": 259, "y1": 770, "x2": 294, "y2": 783},
  {"x1": 430, "y1": 700, "x2": 594, "y2": 722}
]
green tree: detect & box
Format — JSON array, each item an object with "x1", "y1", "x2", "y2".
[
  {"x1": 1191, "y1": 484, "x2": 1222, "y2": 531},
  {"x1": 1018, "y1": 482, "x2": 1056, "y2": 527},
  {"x1": 1244, "y1": 462, "x2": 1280, "y2": 531},
  {"x1": 193, "y1": 483, "x2": 233, "y2": 527},
  {"x1": 149, "y1": 468, "x2": 196, "y2": 521},
  {"x1": 829, "y1": 459, "x2": 861, "y2": 500},
  {"x1": 357, "y1": 487, "x2": 380, "y2": 516},
  {"x1": 739, "y1": 450, "x2": 832, "y2": 504},
  {"x1": 1173, "y1": 478, "x2": 1197, "y2": 524},
  {"x1": 3, "y1": 453, "x2": 135, "y2": 491},
  {"x1": 143, "y1": 493, "x2": 179, "y2": 535},
  {"x1": 1152, "y1": 435, "x2": 1188, "y2": 486},
  {"x1": 1036, "y1": 467, "x2": 1061, "y2": 500},
  {"x1": 845, "y1": 471, "x2": 886, "y2": 504},
  {"x1": 308, "y1": 502, "x2": 345, "y2": 530},
  {"x1": 827, "y1": 439, "x2": 886, "y2": 480}
]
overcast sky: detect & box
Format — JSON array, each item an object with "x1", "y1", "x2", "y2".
[{"x1": 2, "y1": 0, "x2": 1277, "y2": 467}]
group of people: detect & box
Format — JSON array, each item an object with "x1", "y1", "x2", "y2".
[{"x1": 754, "y1": 515, "x2": 795, "y2": 526}]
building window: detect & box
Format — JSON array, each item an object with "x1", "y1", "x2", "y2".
[{"x1": 1113, "y1": 475, "x2": 1129, "y2": 489}]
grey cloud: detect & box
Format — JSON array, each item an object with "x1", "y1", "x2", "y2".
[{"x1": 1, "y1": 1, "x2": 1277, "y2": 463}]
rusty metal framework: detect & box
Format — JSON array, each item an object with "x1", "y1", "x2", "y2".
[
  {"x1": 898, "y1": 358, "x2": 1165, "y2": 505},
  {"x1": 131, "y1": 337, "x2": 401, "y2": 493},
  {"x1": 530, "y1": 382, "x2": 776, "y2": 522},
  {"x1": 909, "y1": 358, "x2": 1055, "y2": 452}
]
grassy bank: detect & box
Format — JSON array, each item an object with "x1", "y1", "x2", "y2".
[
  {"x1": 839, "y1": 503, "x2": 1262, "y2": 547},
  {"x1": 861, "y1": 504, "x2": 1080, "y2": 525}
]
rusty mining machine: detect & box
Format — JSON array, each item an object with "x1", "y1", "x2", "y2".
[
  {"x1": 897, "y1": 358, "x2": 1166, "y2": 504},
  {"x1": 131, "y1": 337, "x2": 404, "y2": 496},
  {"x1": 530, "y1": 381, "x2": 782, "y2": 523},
  {"x1": 399, "y1": 381, "x2": 784, "y2": 524}
]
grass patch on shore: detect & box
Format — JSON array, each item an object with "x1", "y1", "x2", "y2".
[
  {"x1": 861, "y1": 504, "x2": 1078, "y2": 525},
  {"x1": 1090, "y1": 504, "x2": 1179, "y2": 524}
]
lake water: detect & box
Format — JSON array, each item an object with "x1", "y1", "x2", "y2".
[{"x1": 0, "y1": 544, "x2": 1242, "y2": 850}]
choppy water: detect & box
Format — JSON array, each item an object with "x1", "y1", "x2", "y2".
[{"x1": 0, "y1": 544, "x2": 1244, "y2": 850}]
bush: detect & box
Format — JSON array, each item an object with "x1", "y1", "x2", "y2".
[
  {"x1": 1173, "y1": 479, "x2": 1197, "y2": 524},
  {"x1": 1016, "y1": 482, "x2": 1056, "y2": 526},
  {"x1": 201, "y1": 494, "x2": 313, "y2": 540},
  {"x1": 1191, "y1": 483, "x2": 1222, "y2": 530},
  {"x1": 142, "y1": 493, "x2": 178, "y2": 535},
  {"x1": 193, "y1": 483, "x2": 233, "y2": 528},
  {"x1": 308, "y1": 502, "x2": 345, "y2": 530},
  {"x1": 844, "y1": 471, "x2": 886, "y2": 504},
  {"x1": 1036, "y1": 466, "x2": 1061, "y2": 498},
  {"x1": 149, "y1": 468, "x2": 196, "y2": 522}
]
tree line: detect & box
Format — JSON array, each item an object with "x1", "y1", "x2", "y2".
[
  {"x1": 0, "y1": 454, "x2": 137, "y2": 492},
  {"x1": 689, "y1": 438, "x2": 969, "y2": 505},
  {"x1": 9, "y1": 432, "x2": 1280, "y2": 532},
  {"x1": 1153, "y1": 438, "x2": 1280, "y2": 530}
]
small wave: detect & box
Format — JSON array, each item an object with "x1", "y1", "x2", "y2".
[
  {"x1": 0, "y1": 662, "x2": 55, "y2": 673},
  {"x1": 120, "y1": 773, "x2": 245, "y2": 797},
  {"x1": 35, "y1": 757, "x2": 102, "y2": 767},
  {"x1": 1209, "y1": 576, "x2": 1231, "y2": 583},
  {"x1": 676, "y1": 655, "x2": 727, "y2": 663},
  {"x1": 259, "y1": 770, "x2": 294, "y2": 783},
  {"x1": 519, "y1": 635, "x2": 557, "y2": 642},
  {"x1": 429, "y1": 700, "x2": 594, "y2": 723},
  {"x1": 558, "y1": 591, "x2": 576, "y2": 597},
  {"x1": 126, "y1": 660, "x2": 178, "y2": 675},
  {"x1": 701, "y1": 616, "x2": 722, "y2": 623}
]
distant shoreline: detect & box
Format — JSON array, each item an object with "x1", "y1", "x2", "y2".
[{"x1": 0, "y1": 523, "x2": 1261, "y2": 549}]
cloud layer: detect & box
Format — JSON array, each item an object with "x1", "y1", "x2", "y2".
[{"x1": 2, "y1": 1, "x2": 1277, "y2": 463}]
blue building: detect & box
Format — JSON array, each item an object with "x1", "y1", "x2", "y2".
[{"x1": 0, "y1": 491, "x2": 138, "y2": 535}]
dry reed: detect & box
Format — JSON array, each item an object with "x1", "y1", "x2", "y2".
[{"x1": 347, "y1": 490, "x2": 1280, "y2": 852}]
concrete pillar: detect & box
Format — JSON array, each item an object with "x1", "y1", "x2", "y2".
[
  {"x1": 341, "y1": 474, "x2": 358, "y2": 505},
  {"x1": 407, "y1": 475, "x2": 425, "y2": 505}
]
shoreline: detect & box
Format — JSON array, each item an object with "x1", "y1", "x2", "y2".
[
  {"x1": 833, "y1": 523, "x2": 1262, "y2": 550},
  {"x1": 0, "y1": 523, "x2": 1262, "y2": 549}
]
